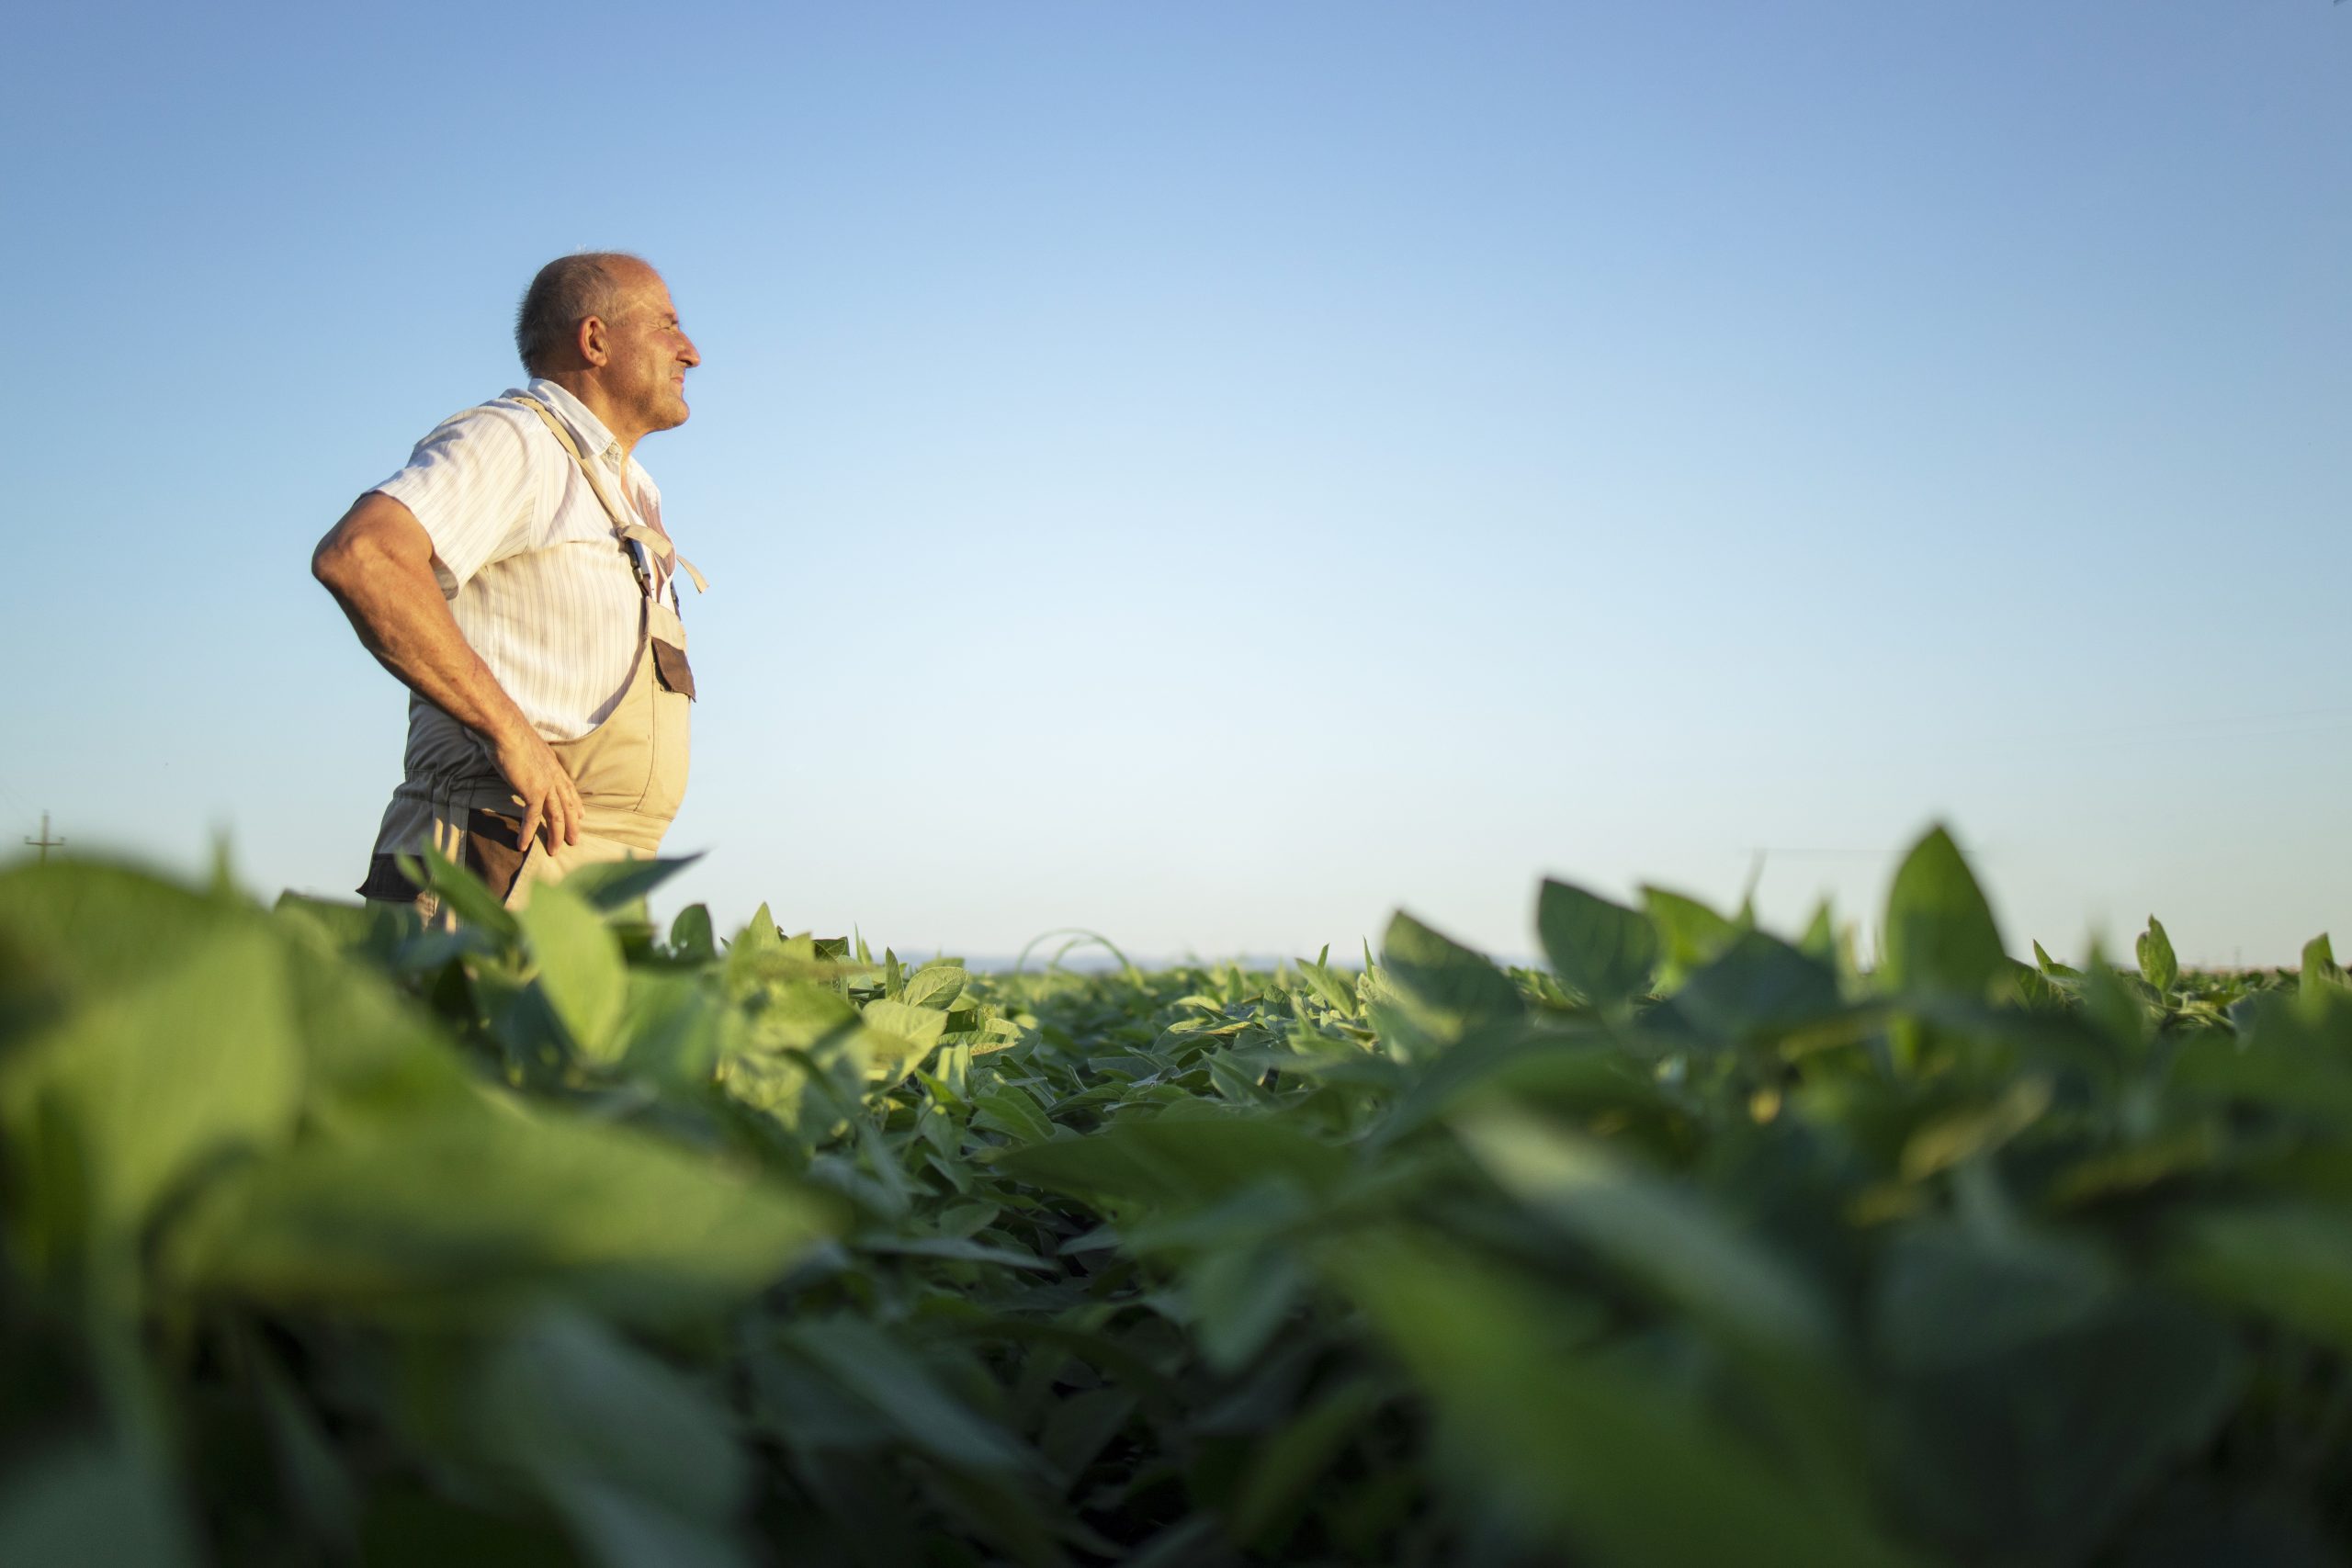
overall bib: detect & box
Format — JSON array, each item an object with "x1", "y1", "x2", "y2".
[{"x1": 358, "y1": 396, "x2": 702, "y2": 911}]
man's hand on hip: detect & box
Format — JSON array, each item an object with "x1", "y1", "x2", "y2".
[{"x1": 492, "y1": 727, "x2": 584, "y2": 852}]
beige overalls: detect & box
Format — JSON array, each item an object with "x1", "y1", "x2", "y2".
[{"x1": 357, "y1": 395, "x2": 701, "y2": 911}]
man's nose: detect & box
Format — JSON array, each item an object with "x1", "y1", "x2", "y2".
[{"x1": 679, "y1": 333, "x2": 701, "y2": 367}]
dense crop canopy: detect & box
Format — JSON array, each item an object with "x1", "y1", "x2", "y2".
[{"x1": 1, "y1": 830, "x2": 2348, "y2": 1565}]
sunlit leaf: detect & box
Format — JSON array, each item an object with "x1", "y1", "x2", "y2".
[
  {"x1": 1883, "y1": 826, "x2": 2006, "y2": 997},
  {"x1": 167, "y1": 1098, "x2": 838, "y2": 1325},
  {"x1": 2137, "y1": 917, "x2": 2179, "y2": 997},
  {"x1": 0, "y1": 922, "x2": 301, "y2": 1268},
  {"x1": 518, "y1": 884, "x2": 628, "y2": 1059}
]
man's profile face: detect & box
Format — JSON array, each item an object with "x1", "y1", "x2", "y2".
[{"x1": 595, "y1": 264, "x2": 700, "y2": 435}]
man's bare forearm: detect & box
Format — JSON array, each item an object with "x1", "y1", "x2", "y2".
[
  {"x1": 314, "y1": 491, "x2": 584, "y2": 849},
  {"x1": 311, "y1": 493, "x2": 534, "y2": 750}
]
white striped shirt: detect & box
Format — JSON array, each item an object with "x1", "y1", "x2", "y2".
[{"x1": 373, "y1": 378, "x2": 677, "y2": 742}]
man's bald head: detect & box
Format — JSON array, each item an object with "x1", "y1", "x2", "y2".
[{"x1": 514, "y1": 252, "x2": 658, "y2": 375}]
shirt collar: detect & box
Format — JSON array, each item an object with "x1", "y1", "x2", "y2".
[{"x1": 516, "y1": 376, "x2": 632, "y2": 473}]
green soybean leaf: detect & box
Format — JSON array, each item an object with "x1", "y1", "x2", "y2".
[
  {"x1": 470, "y1": 1312, "x2": 750, "y2": 1568},
  {"x1": 722, "y1": 904, "x2": 786, "y2": 990},
  {"x1": 1873, "y1": 1228, "x2": 2111, "y2": 1374},
  {"x1": 557, "y1": 853, "x2": 701, "y2": 912},
  {"x1": 1454, "y1": 1107, "x2": 1829, "y2": 1358},
  {"x1": 2031, "y1": 942, "x2": 2082, "y2": 980},
  {"x1": 166, "y1": 1098, "x2": 837, "y2": 1326},
  {"x1": 900, "y1": 963, "x2": 967, "y2": 1010},
  {"x1": 2301, "y1": 934, "x2": 2345, "y2": 994},
  {"x1": 1378, "y1": 911, "x2": 1522, "y2": 1049},
  {"x1": 668, "y1": 903, "x2": 716, "y2": 964},
  {"x1": 1225, "y1": 1378, "x2": 1387, "y2": 1549},
  {"x1": 970, "y1": 1086, "x2": 1055, "y2": 1145},
  {"x1": 1295, "y1": 952, "x2": 1360, "y2": 1017},
  {"x1": 2169, "y1": 1205, "x2": 2352, "y2": 1357},
  {"x1": 1188, "y1": 1244, "x2": 1308, "y2": 1372},
  {"x1": 1878, "y1": 1269, "x2": 2241, "y2": 1562},
  {"x1": 857, "y1": 1235, "x2": 1052, "y2": 1270},
  {"x1": 1536, "y1": 879, "x2": 1657, "y2": 1010},
  {"x1": 2137, "y1": 917, "x2": 2179, "y2": 997},
  {"x1": 1335, "y1": 1233, "x2": 1913, "y2": 1568},
  {"x1": 784, "y1": 1316, "x2": 1029, "y2": 1472},
  {"x1": 0, "y1": 922, "x2": 302, "y2": 1263},
  {"x1": 272, "y1": 889, "x2": 382, "y2": 951},
  {"x1": 992, "y1": 1111, "x2": 1344, "y2": 1204},
  {"x1": 1640, "y1": 886, "x2": 1740, "y2": 987},
  {"x1": 0, "y1": 859, "x2": 259, "y2": 996},
  {"x1": 1898, "y1": 1077, "x2": 2054, "y2": 1181},
  {"x1": 2077, "y1": 951, "x2": 2153, "y2": 1052},
  {"x1": 1883, "y1": 826, "x2": 2006, "y2": 997},
  {"x1": 2169, "y1": 993, "x2": 2352, "y2": 1129},
  {"x1": 419, "y1": 843, "x2": 519, "y2": 942},
  {"x1": 1798, "y1": 901, "x2": 1838, "y2": 964},
  {"x1": 1668, "y1": 931, "x2": 1843, "y2": 1044},
  {"x1": 518, "y1": 884, "x2": 627, "y2": 1059},
  {"x1": 616, "y1": 973, "x2": 729, "y2": 1089},
  {"x1": 864, "y1": 998, "x2": 951, "y2": 1054}
]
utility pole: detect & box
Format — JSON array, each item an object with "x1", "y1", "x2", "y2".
[{"x1": 24, "y1": 812, "x2": 63, "y2": 863}]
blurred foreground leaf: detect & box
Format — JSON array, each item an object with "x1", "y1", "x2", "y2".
[{"x1": 166, "y1": 1099, "x2": 837, "y2": 1325}]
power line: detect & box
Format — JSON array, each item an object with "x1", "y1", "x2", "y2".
[{"x1": 0, "y1": 770, "x2": 36, "y2": 818}]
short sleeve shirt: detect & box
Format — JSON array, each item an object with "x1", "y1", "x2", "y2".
[{"x1": 373, "y1": 378, "x2": 673, "y2": 742}]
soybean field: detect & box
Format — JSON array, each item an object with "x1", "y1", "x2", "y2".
[{"x1": 2, "y1": 829, "x2": 2348, "y2": 1566}]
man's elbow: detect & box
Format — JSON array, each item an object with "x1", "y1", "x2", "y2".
[
  {"x1": 315, "y1": 492, "x2": 441, "y2": 620},
  {"x1": 311, "y1": 533, "x2": 353, "y2": 593},
  {"x1": 314, "y1": 534, "x2": 390, "y2": 609},
  {"x1": 313, "y1": 496, "x2": 394, "y2": 598}
]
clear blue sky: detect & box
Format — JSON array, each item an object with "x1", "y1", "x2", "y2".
[{"x1": 4, "y1": 1, "x2": 2346, "y2": 966}]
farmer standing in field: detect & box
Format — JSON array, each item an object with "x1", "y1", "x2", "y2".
[{"x1": 313, "y1": 252, "x2": 704, "y2": 908}]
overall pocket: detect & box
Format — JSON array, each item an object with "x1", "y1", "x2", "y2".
[{"x1": 650, "y1": 637, "x2": 695, "y2": 700}]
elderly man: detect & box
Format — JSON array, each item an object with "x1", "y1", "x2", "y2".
[{"x1": 314, "y1": 252, "x2": 704, "y2": 908}]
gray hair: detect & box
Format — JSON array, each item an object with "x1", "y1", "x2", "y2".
[{"x1": 514, "y1": 252, "x2": 647, "y2": 374}]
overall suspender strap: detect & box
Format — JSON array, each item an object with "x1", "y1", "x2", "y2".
[{"x1": 505, "y1": 395, "x2": 710, "y2": 596}]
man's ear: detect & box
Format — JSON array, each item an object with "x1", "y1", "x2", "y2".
[{"x1": 576, "y1": 314, "x2": 609, "y2": 367}]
